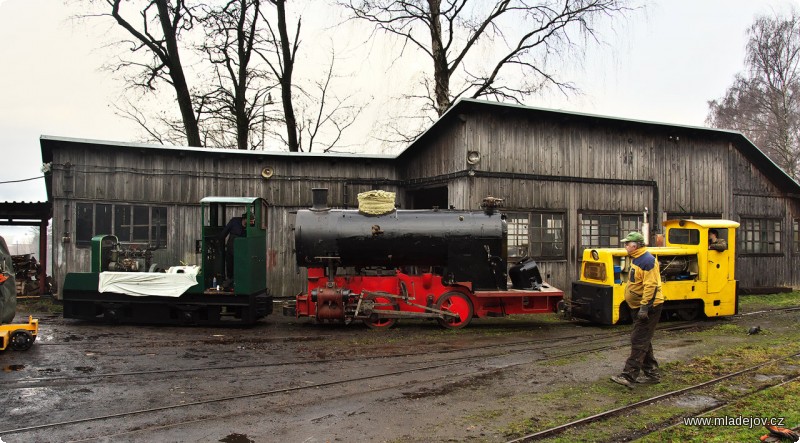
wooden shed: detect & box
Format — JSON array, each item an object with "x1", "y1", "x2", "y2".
[{"x1": 39, "y1": 99, "x2": 800, "y2": 298}]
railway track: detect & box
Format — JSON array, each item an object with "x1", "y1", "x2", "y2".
[
  {"x1": 0, "y1": 321, "x2": 704, "y2": 439},
  {"x1": 505, "y1": 352, "x2": 800, "y2": 441},
  {"x1": 3, "y1": 307, "x2": 795, "y2": 442},
  {"x1": 2, "y1": 321, "x2": 702, "y2": 389}
]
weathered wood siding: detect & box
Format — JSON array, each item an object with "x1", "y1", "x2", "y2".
[
  {"x1": 48, "y1": 142, "x2": 397, "y2": 299},
  {"x1": 402, "y1": 110, "x2": 798, "y2": 291},
  {"x1": 45, "y1": 98, "x2": 800, "y2": 298}
]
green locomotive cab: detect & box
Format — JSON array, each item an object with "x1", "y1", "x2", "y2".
[
  {"x1": 61, "y1": 197, "x2": 272, "y2": 325},
  {"x1": 570, "y1": 219, "x2": 739, "y2": 325}
]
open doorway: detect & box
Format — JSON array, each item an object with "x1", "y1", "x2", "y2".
[{"x1": 407, "y1": 186, "x2": 448, "y2": 209}]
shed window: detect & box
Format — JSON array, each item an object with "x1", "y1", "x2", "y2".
[
  {"x1": 75, "y1": 203, "x2": 168, "y2": 248},
  {"x1": 506, "y1": 213, "x2": 529, "y2": 260},
  {"x1": 76, "y1": 203, "x2": 93, "y2": 247},
  {"x1": 793, "y1": 218, "x2": 799, "y2": 254},
  {"x1": 580, "y1": 213, "x2": 641, "y2": 253},
  {"x1": 530, "y1": 213, "x2": 565, "y2": 258},
  {"x1": 506, "y1": 211, "x2": 566, "y2": 261},
  {"x1": 739, "y1": 218, "x2": 781, "y2": 254}
]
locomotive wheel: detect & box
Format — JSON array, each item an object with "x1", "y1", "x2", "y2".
[
  {"x1": 10, "y1": 329, "x2": 35, "y2": 351},
  {"x1": 676, "y1": 307, "x2": 699, "y2": 321},
  {"x1": 436, "y1": 292, "x2": 473, "y2": 329},
  {"x1": 364, "y1": 295, "x2": 399, "y2": 330}
]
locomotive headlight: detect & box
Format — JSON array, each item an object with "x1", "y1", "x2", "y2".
[{"x1": 591, "y1": 250, "x2": 599, "y2": 260}]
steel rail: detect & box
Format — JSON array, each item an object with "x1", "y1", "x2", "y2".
[
  {"x1": 505, "y1": 352, "x2": 800, "y2": 442},
  {"x1": 0, "y1": 345, "x2": 621, "y2": 435},
  {"x1": 633, "y1": 373, "x2": 800, "y2": 441},
  {"x1": 3, "y1": 321, "x2": 701, "y2": 388},
  {"x1": 0, "y1": 326, "x2": 650, "y2": 436}
]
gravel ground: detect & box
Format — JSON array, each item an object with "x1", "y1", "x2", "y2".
[{"x1": 1, "y1": 298, "x2": 798, "y2": 443}]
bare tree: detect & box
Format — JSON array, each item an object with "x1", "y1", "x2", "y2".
[
  {"x1": 101, "y1": 0, "x2": 203, "y2": 147},
  {"x1": 197, "y1": 0, "x2": 275, "y2": 150},
  {"x1": 707, "y1": 12, "x2": 800, "y2": 181},
  {"x1": 340, "y1": 0, "x2": 629, "y2": 117},
  {"x1": 256, "y1": 0, "x2": 301, "y2": 151},
  {"x1": 88, "y1": 0, "x2": 367, "y2": 152},
  {"x1": 296, "y1": 52, "x2": 365, "y2": 152}
]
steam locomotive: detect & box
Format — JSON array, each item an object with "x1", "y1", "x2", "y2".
[{"x1": 285, "y1": 189, "x2": 564, "y2": 329}]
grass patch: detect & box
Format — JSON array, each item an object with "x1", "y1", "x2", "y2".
[
  {"x1": 739, "y1": 291, "x2": 800, "y2": 310},
  {"x1": 637, "y1": 381, "x2": 800, "y2": 443},
  {"x1": 16, "y1": 296, "x2": 63, "y2": 315},
  {"x1": 498, "y1": 339, "x2": 800, "y2": 442}
]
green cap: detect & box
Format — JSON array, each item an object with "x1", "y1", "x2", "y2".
[{"x1": 622, "y1": 232, "x2": 645, "y2": 243}]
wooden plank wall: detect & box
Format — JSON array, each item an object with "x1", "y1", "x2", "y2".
[
  {"x1": 49, "y1": 143, "x2": 398, "y2": 298},
  {"x1": 47, "y1": 105, "x2": 799, "y2": 297},
  {"x1": 409, "y1": 112, "x2": 796, "y2": 290}
]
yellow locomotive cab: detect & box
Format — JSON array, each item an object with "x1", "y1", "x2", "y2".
[{"x1": 570, "y1": 219, "x2": 739, "y2": 325}]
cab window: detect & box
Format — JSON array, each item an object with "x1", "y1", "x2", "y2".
[{"x1": 668, "y1": 228, "x2": 700, "y2": 245}]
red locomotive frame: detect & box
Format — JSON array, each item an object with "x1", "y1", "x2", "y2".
[{"x1": 295, "y1": 267, "x2": 564, "y2": 329}]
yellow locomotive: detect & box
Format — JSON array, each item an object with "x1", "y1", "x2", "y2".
[{"x1": 569, "y1": 219, "x2": 739, "y2": 324}]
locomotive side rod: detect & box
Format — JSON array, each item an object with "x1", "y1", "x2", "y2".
[{"x1": 361, "y1": 290, "x2": 459, "y2": 319}]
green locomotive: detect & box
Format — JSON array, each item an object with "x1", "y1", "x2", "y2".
[{"x1": 61, "y1": 197, "x2": 272, "y2": 325}]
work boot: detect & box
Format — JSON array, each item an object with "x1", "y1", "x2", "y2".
[
  {"x1": 610, "y1": 375, "x2": 635, "y2": 389},
  {"x1": 635, "y1": 374, "x2": 661, "y2": 384}
]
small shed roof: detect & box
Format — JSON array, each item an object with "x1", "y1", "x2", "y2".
[{"x1": 0, "y1": 201, "x2": 52, "y2": 226}]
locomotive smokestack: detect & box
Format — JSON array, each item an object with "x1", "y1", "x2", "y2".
[{"x1": 311, "y1": 188, "x2": 329, "y2": 211}]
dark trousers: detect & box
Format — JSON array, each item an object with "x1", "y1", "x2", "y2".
[{"x1": 622, "y1": 304, "x2": 663, "y2": 380}]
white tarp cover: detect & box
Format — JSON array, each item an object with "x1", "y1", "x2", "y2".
[{"x1": 98, "y1": 266, "x2": 200, "y2": 297}]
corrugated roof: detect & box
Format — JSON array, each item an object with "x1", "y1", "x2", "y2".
[
  {"x1": 39, "y1": 135, "x2": 396, "y2": 161},
  {"x1": 0, "y1": 201, "x2": 52, "y2": 224}
]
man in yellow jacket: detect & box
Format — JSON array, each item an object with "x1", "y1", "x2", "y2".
[{"x1": 611, "y1": 231, "x2": 665, "y2": 389}]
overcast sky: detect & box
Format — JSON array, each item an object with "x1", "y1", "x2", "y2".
[{"x1": 1, "y1": 0, "x2": 799, "y2": 244}]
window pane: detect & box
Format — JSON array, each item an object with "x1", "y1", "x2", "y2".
[
  {"x1": 620, "y1": 216, "x2": 640, "y2": 244},
  {"x1": 76, "y1": 203, "x2": 93, "y2": 246},
  {"x1": 739, "y1": 217, "x2": 782, "y2": 254},
  {"x1": 133, "y1": 205, "x2": 149, "y2": 225},
  {"x1": 115, "y1": 206, "x2": 131, "y2": 242},
  {"x1": 95, "y1": 204, "x2": 112, "y2": 236},
  {"x1": 131, "y1": 206, "x2": 149, "y2": 242},
  {"x1": 506, "y1": 213, "x2": 529, "y2": 259},
  {"x1": 581, "y1": 214, "x2": 619, "y2": 250},
  {"x1": 531, "y1": 213, "x2": 565, "y2": 258}
]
